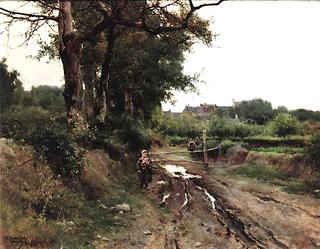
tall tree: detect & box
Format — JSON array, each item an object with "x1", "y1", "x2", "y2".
[
  {"x1": 234, "y1": 98, "x2": 274, "y2": 125},
  {"x1": 0, "y1": 58, "x2": 23, "y2": 112},
  {"x1": 0, "y1": 0, "x2": 224, "y2": 126}
]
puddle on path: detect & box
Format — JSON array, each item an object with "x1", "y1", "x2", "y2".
[
  {"x1": 163, "y1": 164, "x2": 216, "y2": 210},
  {"x1": 163, "y1": 164, "x2": 202, "y2": 179}
]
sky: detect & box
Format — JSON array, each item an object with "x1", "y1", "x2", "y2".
[{"x1": 1, "y1": 1, "x2": 320, "y2": 112}]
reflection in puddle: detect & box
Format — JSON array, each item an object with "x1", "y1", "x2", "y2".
[
  {"x1": 163, "y1": 164, "x2": 202, "y2": 179},
  {"x1": 196, "y1": 186, "x2": 216, "y2": 210},
  {"x1": 162, "y1": 193, "x2": 170, "y2": 203},
  {"x1": 179, "y1": 193, "x2": 188, "y2": 211}
]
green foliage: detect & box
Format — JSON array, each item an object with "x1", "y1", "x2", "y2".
[
  {"x1": 291, "y1": 108, "x2": 320, "y2": 122},
  {"x1": 208, "y1": 116, "x2": 262, "y2": 138},
  {"x1": 158, "y1": 113, "x2": 206, "y2": 138},
  {"x1": 0, "y1": 107, "x2": 84, "y2": 180},
  {"x1": 0, "y1": 59, "x2": 64, "y2": 113},
  {"x1": 250, "y1": 146, "x2": 305, "y2": 154},
  {"x1": 70, "y1": 1, "x2": 214, "y2": 121},
  {"x1": 218, "y1": 139, "x2": 235, "y2": 155},
  {"x1": 0, "y1": 58, "x2": 24, "y2": 112},
  {"x1": 0, "y1": 106, "x2": 51, "y2": 141},
  {"x1": 269, "y1": 113, "x2": 300, "y2": 137},
  {"x1": 29, "y1": 85, "x2": 65, "y2": 112},
  {"x1": 275, "y1": 106, "x2": 289, "y2": 114},
  {"x1": 234, "y1": 162, "x2": 320, "y2": 195},
  {"x1": 284, "y1": 177, "x2": 320, "y2": 195},
  {"x1": 233, "y1": 122, "x2": 253, "y2": 138},
  {"x1": 119, "y1": 116, "x2": 152, "y2": 151},
  {"x1": 234, "y1": 98, "x2": 274, "y2": 125},
  {"x1": 306, "y1": 133, "x2": 320, "y2": 170},
  {"x1": 208, "y1": 116, "x2": 233, "y2": 138},
  {"x1": 85, "y1": 115, "x2": 152, "y2": 154},
  {"x1": 167, "y1": 136, "x2": 189, "y2": 146},
  {"x1": 30, "y1": 123, "x2": 85, "y2": 180},
  {"x1": 234, "y1": 162, "x2": 290, "y2": 182}
]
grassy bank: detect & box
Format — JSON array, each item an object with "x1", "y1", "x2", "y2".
[
  {"x1": 232, "y1": 162, "x2": 320, "y2": 196},
  {"x1": 0, "y1": 139, "x2": 168, "y2": 248}
]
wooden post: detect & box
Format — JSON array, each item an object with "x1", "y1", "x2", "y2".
[{"x1": 203, "y1": 129, "x2": 208, "y2": 170}]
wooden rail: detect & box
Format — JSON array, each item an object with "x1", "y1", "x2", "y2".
[
  {"x1": 149, "y1": 146, "x2": 218, "y2": 155},
  {"x1": 152, "y1": 159, "x2": 205, "y2": 165}
]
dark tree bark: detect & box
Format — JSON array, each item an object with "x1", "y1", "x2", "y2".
[
  {"x1": 95, "y1": 22, "x2": 116, "y2": 121},
  {"x1": 58, "y1": 1, "x2": 84, "y2": 127},
  {"x1": 124, "y1": 86, "x2": 134, "y2": 116}
]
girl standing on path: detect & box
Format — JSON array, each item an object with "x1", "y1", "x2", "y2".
[{"x1": 136, "y1": 150, "x2": 152, "y2": 189}]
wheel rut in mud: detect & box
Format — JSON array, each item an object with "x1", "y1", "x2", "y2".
[{"x1": 154, "y1": 162, "x2": 309, "y2": 248}]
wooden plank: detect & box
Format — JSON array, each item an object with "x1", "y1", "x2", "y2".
[
  {"x1": 149, "y1": 146, "x2": 218, "y2": 155},
  {"x1": 152, "y1": 159, "x2": 204, "y2": 165}
]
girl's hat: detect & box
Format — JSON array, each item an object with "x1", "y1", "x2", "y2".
[{"x1": 141, "y1": 149, "x2": 148, "y2": 154}]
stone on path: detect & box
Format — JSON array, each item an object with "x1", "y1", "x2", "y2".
[
  {"x1": 111, "y1": 203, "x2": 131, "y2": 212},
  {"x1": 195, "y1": 241, "x2": 202, "y2": 247},
  {"x1": 142, "y1": 230, "x2": 152, "y2": 236}
]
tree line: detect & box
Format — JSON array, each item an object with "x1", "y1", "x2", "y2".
[{"x1": 0, "y1": 0, "x2": 225, "y2": 127}]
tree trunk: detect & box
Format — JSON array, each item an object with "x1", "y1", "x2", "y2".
[
  {"x1": 124, "y1": 87, "x2": 134, "y2": 116},
  {"x1": 82, "y1": 68, "x2": 95, "y2": 119},
  {"x1": 58, "y1": 1, "x2": 85, "y2": 128},
  {"x1": 96, "y1": 23, "x2": 116, "y2": 122}
]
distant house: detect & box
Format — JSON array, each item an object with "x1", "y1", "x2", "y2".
[
  {"x1": 165, "y1": 99, "x2": 240, "y2": 118},
  {"x1": 183, "y1": 103, "x2": 217, "y2": 117}
]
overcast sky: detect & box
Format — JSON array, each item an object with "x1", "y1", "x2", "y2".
[{"x1": 1, "y1": 1, "x2": 320, "y2": 112}]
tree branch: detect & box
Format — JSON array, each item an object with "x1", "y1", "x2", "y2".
[
  {"x1": 0, "y1": 7, "x2": 58, "y2": 22},
  {"x1": 114, "y1": 0, "x2": 225, "y2": 35},
  {"x1": 33, "y1": 0, "x2": 62, "y2": 11}
]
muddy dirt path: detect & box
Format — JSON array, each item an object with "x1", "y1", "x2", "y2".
[{"x1": 142, "y1": 152, "x2": 320, "y2": 249}]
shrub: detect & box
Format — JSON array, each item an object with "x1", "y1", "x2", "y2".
[
  {"x1": 116, "y1": 116, "x2": 151, "y2": 151},
  {"x1": 234, "y1": 98, "x2": 274, "y2": 125},
  {"x1": 30, "y1": 124, "x2": 85, "y2": 180},
  {"x1": 218, "y1": 139, "x2": 235, "y2": 155},
  {"x1": 167, "y1": 136, "x2": 189, "y2": 146},
  {"x1": 306, "y1": 133, "x2": 320, "y2": 170},
  {"x1": 208, "y1": 116, "x2": 233, "y2": 138},
  {"x1": 284, "y1": 177, "x2": 320, "y2": 195},
  {"x1": 0, "y1": 106, "x2": 51, "y2": 141},
  {"x1": 269, "y1": 113, "x2": 300, "y2": 137},
  {"x1": 233, "y1": 122, "x2": 252, "y2": 138},
  {"x1": 86, "y1": 115, "x2": 151, "y2": 153}
]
